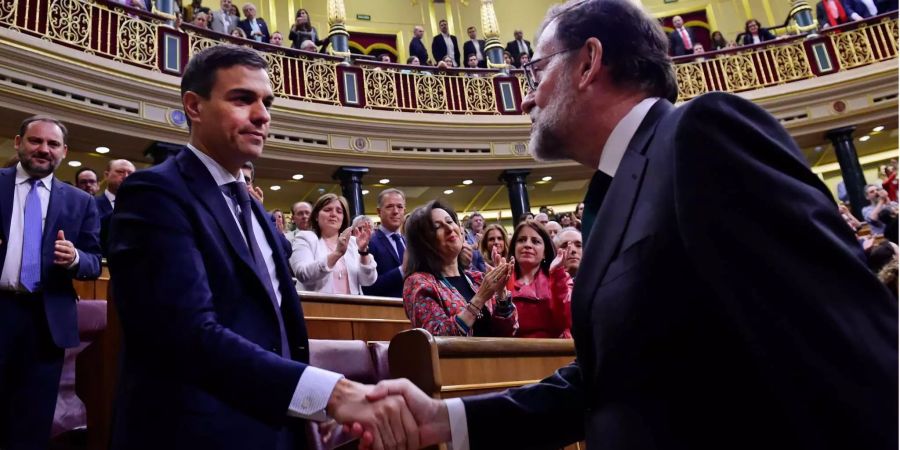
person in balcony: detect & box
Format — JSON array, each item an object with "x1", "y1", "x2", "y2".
[
  {"x1": 503, "y1": 50, "x2": 514, "y2": 67},
  {"x1": 816, "y1": 0, "x2": 866, "y2": 27},
  {"x1": 269, "y1": 31, "x2": 283, "y2": 46},
  {"x1": 230, "y1": 27, "x2": 247, "y2": 39},
  {"x1": 237, "y1": 3, "x2": 270, "y2": 43},
  {"x1": 299, "y1": 40, "x2": 318, "y2": 53},
  {"x1": 289, "y1": 9, "x2": 324, "y2": 50},
  {"x1": 190, "y1": 11, "x2": 209, "y2": 29},
  {"x1": 508, "y1": 220, "x2": 573, "y2": 338},
  {"x1": 402, "y1": 200, "x2": 518, "y2": 337},
  {"x1": 710, "y1": 30, "x2": 731, "y2": 50},
  {"x1": 740, "y1": 19, "x2": 776, "y2": 45},
  {"x1": 210, "y1": 0, "x2": 238, "y2": 35},
  {"x1": 182, "y1": 0, "x2": 210, "y2": 23},
  {"x1": 289, "y1": 194, "x2": 377, "y2": 295},
  {"x1": 668, "y1": 15, "x2": 695, "y2": 56},
  {"x1": 409, "y1": 25, "x2": 430, "y2": 67}
]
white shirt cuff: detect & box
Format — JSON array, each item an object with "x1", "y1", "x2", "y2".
[
  {"x1": 67, "y1": 250, "x2": 80, "y2": 270},
  {"x1": 445, "y1": 398, "x2": 470, "y2": 450},
  {"x1": 286, "y1": 366, "x2": 343, "y2": 421}
]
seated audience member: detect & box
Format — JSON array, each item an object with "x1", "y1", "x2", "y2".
[
  {"x1": 554, "y1": 227, "x2": 583, "y2": 279},
  {"x1": 509, "y1": 220, "x2": 573, "y2": 338},
  {"x1": 479, "y1": 223, "x2": 509, "y2": 271},
  {"x1": 75, "y1": 167, "x2": 100, "y2": 195},
  {"x1": 191, "y1": 11, "x2": 210, "y2": 28},
  {"x1": 270, "y1": 209, "x2": 285, "y2": 233},
  {"x1": 363, "y1": 189, "x2": 407, "y2": 298},
  {"x1": 289, "y1": 8, "x2": 324, "y2": 49},
  {"x1": 692, "y1": 43, "x2": 705, "y2": 54},
  {"x1": 710, "y1": 30, "x2": 731, "y2": 50},
  {"x1": 502, "y1": 50, "x2": 514, "y2": 67},
  {"x1": 866, "y1": 240, "x2": 898, "y2": 274},
  {"x1": 184, "y1": 0, "x2": 210, "y2": 23},
  {"x1": 534, "y1": 212, "x2": 549, "y2": 226},
  {"x1": 465, "y1": 53, "x2": 479, "y2": 69},
  {"x1": 741, "y1": 19, "x2": 776, "y2": 45},
  {"x1": 403, "y1": 200, "x2": 517, "y2": 336},
  {"x1": 406, "y1": 56, "x2": 421, "y2": 65},
  {"x1": 289, "y1": 194, "x2": 376, "y2": 294},
  {"x1": 879, "y1": 259, "x2": 898, "y2": 298},
  {"x1": 378, "y1": 53, "x2": 392, "y2": 63},
  {"x1": 436, "y1": 55, "x2": 456, "y2": 69},
  {"x1": 519, "y1": 52, "x2": 531, "y2": 66},
  {"x1": 269, "y1": 31, "x2": 283, "y2": 46},
  {"x1": 299, "y1": 39, "x2": 318, "y2": 53},
  {"x1": 574, "y1": 202, "x2": 584, "y2": 221},
  {"x1": 520, "y1": 211, "x2": 535, "y2": 222},
  {"x1": 238, "y1": 3, "x2": 270, "y2": 43},
  {"x1": 558, "y1": 212, "x2": 574, "y2": 228},
  {"x1": 545, "y1": 220, "x2": 562, "y2": 239},
  {"x1": 230, "y1": 27, "x2": 247, "y2": 39},
  {"x1": 289, "y1": 201, "x2": 312, "y2": 235},
  {"x1": 863, "y1": 184, "x2": 899, "y2": 235}
]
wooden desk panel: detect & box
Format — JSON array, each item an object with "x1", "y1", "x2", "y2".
[{"x1": 300, "y1": 291, "x2": 407, "y2": 320}]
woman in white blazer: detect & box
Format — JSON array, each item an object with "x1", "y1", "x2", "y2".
[{"x1": 289, "y1": 194, "x2": 377, "y2": 294}]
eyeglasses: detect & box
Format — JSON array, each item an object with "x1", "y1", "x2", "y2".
[{"x1": 522, "y1": 48, "x2": 576, "y2": 90}]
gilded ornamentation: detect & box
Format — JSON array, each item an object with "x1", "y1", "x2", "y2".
[
  {"x1": 48, "y1": 0, "x2": 91, "y2": 47},
  {"x1": 772, "y1": 44, "x2": 812, "y2": 82},
  {"x1": 0, "y1": 0, "x2": 16, "y2": 26},
  {"x1": 480, "y1": 0, "x2": 501, "y2": 40},
  {"x1": 117, "y1": 17, "x2": 156, "y2": 67},
  {"x1": 304, "y1": 60, "x2": 338, "y2": 102},
  {"x1": 327, "y1": 0, "x2": 346, "y2": 27},
  {"x1": 721, "y1": 54, "x2": 759, "y2": 91},
  {"x1": 415, "y1": 74, "x2": 447, "y2": 111},
  {"x1": 464, "y1": 77, "x2": 496, "y2": 112},
  {"x1": 189, "y1": 35, "x2": 219, "y2": 58},
  {"x1": 262, "y1": 53, "x2": 285, "y2": 96},
  {"x1": 889, "y1": 18, "x2": 899, "y2": 46},
  {"x1": 364, "y1": 69, "x2": 397, "y2": 108},
  {"x1": 517, "y1": 74, "x2": 530, "y2": 97},
  {"x1": 675, "y1": 63, "x2": 707, "y2": 100},
  {"x1": 833, "y1": 27, "x2": 874, "y2": 68}
]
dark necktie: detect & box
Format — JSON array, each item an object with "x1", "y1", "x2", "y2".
[
  {"x1": 221, "y1": 181, "x2": 290, "y2": 358},
  {"x1": 580, "y1": 171, "x2": 613, "y2": 244},
  {"x1": 390, "y1": 233, "x2": 405, "y2": 262},
  {"x1": 21, "y1": 179, "x2": 43, "y2": 292}
]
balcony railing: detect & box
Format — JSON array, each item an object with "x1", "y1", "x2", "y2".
[{"x1": 0, "y1": 0, "x2": 896, "y2": 113}]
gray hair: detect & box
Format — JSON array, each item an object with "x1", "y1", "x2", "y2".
[{"x1": 377, "y1": 188, "x2": 406, "y2": 208}]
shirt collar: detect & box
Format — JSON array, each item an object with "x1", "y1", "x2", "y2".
[
  {"x1": 14, "y1": 163, "x2": 54, "y2": 190},
  {"x1": 186, "y1": 144, "x2": 244, "y2": 188},
  {"x1": 598, "y1": 97, "x2": 660, "y2": 177},
  {"x1": 104, "y1": 189, "x2": 116, "y2": 203}
]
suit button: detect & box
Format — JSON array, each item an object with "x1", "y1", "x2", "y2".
[{"x1": 270, "y1": 346, "x2": 278, "y2": 353}]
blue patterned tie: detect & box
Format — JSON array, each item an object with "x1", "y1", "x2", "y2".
[{"x1": 21, "y1": 179, "x2": 43, "y2": 292}]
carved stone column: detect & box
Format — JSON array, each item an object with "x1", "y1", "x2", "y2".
[
  {"x1": 480, "y1": 0, "x2": 507, "y2": 73},
  {"x1": 826, "y1": 126, "x2": 867, "y2": 218},
  {"x1": 333, "y1": 167, "x2": 369, "y2": 218},
  {"x1": 327, "y1": 0, "x2": 351, "y2": 63},
  {"x1": 500, "y1": 169, "x2": 532, "y2": 225}
]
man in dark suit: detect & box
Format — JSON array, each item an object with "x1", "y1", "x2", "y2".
[
  {"x1": 362, "y1": 189, "x2": 406, "y2": 298},
  {"x1": 364, "y1": 1, "x2": 898, "y2": 449},
  {"x1": 108, "y1": 45, "x2": 417, "y2": 450},
  {"x1": 409, "y1": 25, "x2": 429, "y2": 65},
  {"x1": 504, "y1": 29, "x2": 533, "y2": 68},
  {"x1": 0, "y1": 116, "x2": 101, "y2": 450},
  {"x1": 95, "y1": 159, "x2": 135, "y2": 256},
  {"x1": 431, "y1": 19, "x2": 460, "y2": 67},
  {"x1": 238, "y1": 3, "x2": 270, "y2": 43},
  {"x1": 463, "y1": 26, "x2": 487, "y2": 68},
  {"x1": 668, "y1": 15, "x2": 695, "y2": 56}
]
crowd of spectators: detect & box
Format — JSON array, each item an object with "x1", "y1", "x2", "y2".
[{"x1": 836, "y1": 159, "x2": 899, "y2": 297}]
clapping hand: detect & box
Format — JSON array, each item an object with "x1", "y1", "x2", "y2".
[
  {"x1": 549, "y1": 247, "x2": 565, "y2": 272},
  {"x1": 353, "y1": 221, "x2": 373, "y2": 250}
]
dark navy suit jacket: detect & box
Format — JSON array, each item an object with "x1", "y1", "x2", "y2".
[
  {"x1": 0, "y1": 167, "x2": 101, "y2": 349},
  {"x1": 409, "y1": 37, "x2": 429, "y2": 65},
  {"x1": 431, "y1": 33, "x2": 461, "y2": 67},
  {"x1": 95, "y1": 193, "x2": 112, "y2": 257},
  {"x1": 462, "y1": 93, "x2": 898, "y2": 450},
  {"x1": 362, "y1": 228, "x2": 404, "y2": 298},
  {"x1": 108, "y1": 149, "x2": 312, "y2": 450},
  {"x1": 238, "y1": 17, "x2": 271, "y2": 43}
]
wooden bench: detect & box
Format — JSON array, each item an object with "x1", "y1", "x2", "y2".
[
  {"x1": 73, "y1": 263, "x2": 110, "y2": 300},
  {"x1": 300, "y1": 291, "x2": 412, "y2": 340},
  {"x1": 388, "y1": 328, "x2": 583, "y2": 450}
]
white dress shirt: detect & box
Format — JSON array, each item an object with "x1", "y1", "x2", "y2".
[
  {"x1": 0, "y1": 164, "x2": 54, "y2": 291},
  {"x1": 470, "y1": 39, "x2": 483, "y2": 61},
  {"x1": 187, "y1": 145, "x2": 342, "y2": 420},
  {"x1": 249, "y1": 18, "x2": 262, "y2": 41},
  {"x1": 518, "y1": 39, "x2": 528, "y2": 54},
  {"x1": 445, "y1": 96, "x2": 662, "y2": 450},
  {"x1": 443, "y1": 33, "x2": 455, "y2": 63},
  {"x1": 104, "y1": 188, "x2": 116, "y2": 209}
]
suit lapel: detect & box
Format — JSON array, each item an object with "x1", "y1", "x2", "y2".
[
  {"x1": 571, "y1": 100, "x2": 672, "y2": 349},
  {"x1": 375, "y1": 229, "x2": 400, "y2": 265},
  {"x1": 44, "y1": 178, "x2": 65, "y2": 247},
  {"x1": 0, "y1": 168, "x2": 15, "y2": 244},
  {"x1": 175, "y1": 149, "x2": 257, "y2": 277}
]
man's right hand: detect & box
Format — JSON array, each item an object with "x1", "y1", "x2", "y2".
[
  {"x1": 363, "y1": 378, "x2": 452, "y2": 449},
  {"x1": 327, "y1": 378, "x2": 420, "y2": 450}
]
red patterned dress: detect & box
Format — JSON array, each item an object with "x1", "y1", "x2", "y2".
[{"x1": 403, "y1": 270, "x2": 518, "y2": 337}]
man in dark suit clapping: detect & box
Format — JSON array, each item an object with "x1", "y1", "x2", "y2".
[{"x1": 362, "y1": 189, "x2": 407, "y2": 298}]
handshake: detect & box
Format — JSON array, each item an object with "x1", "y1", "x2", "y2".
[{"x1": 325, "y1": 377, "x2": 451, "y2": 450}]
